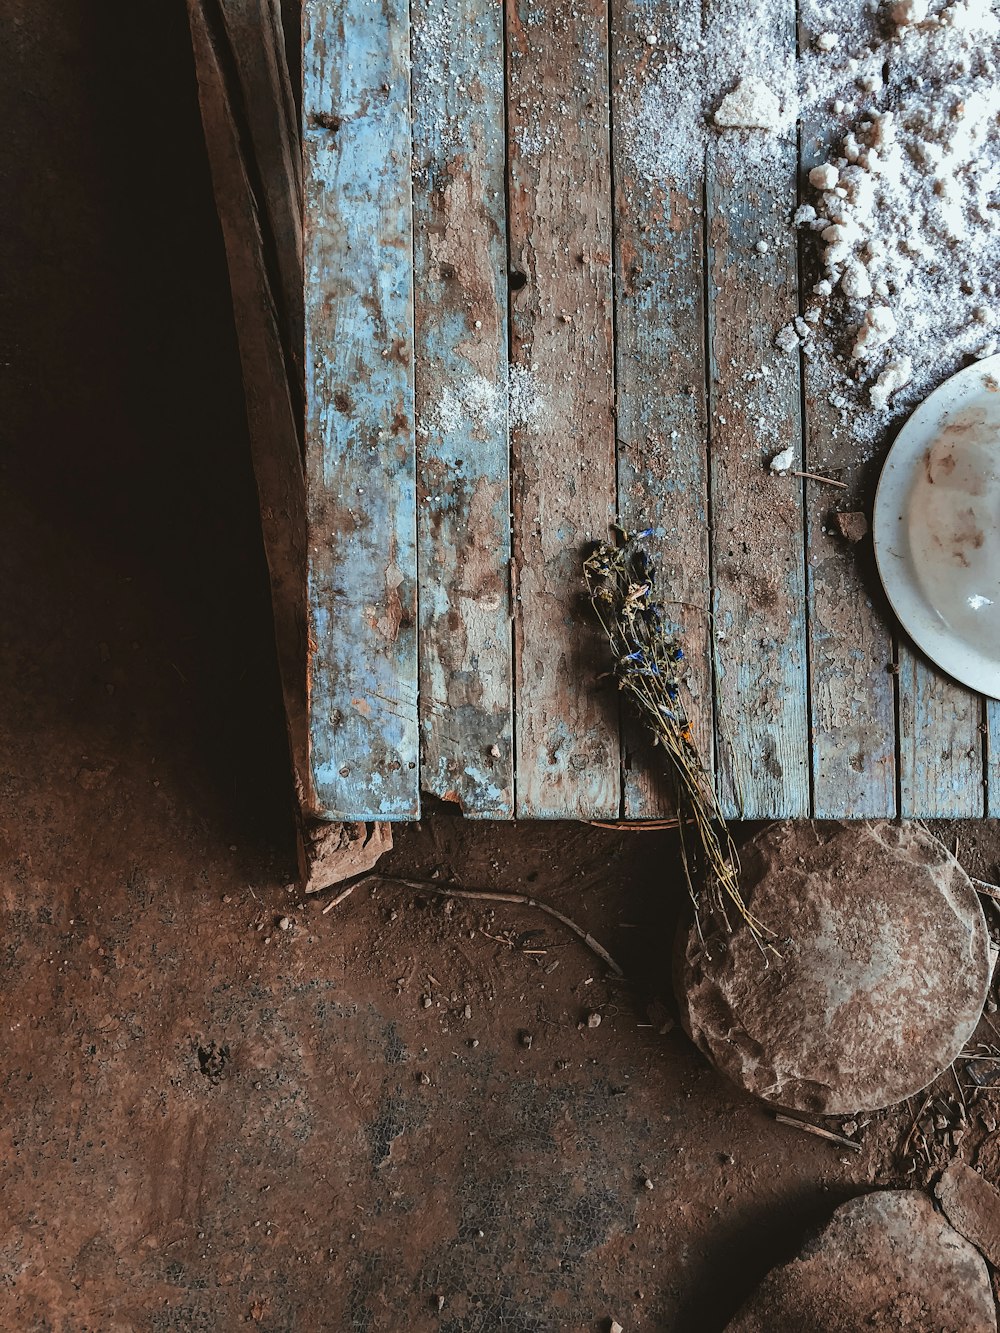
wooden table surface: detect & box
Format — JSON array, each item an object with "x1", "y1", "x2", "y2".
[{"x1": 301, "y1": 0, "x2": 1000, "y2": 823}]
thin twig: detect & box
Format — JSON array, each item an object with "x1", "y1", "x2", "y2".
[
  {"x1": 953, "y1": 1064, "x2": 969, "y2": 1120},
  {"x1": 788, "y1": 469, "x2": 848, "y2": 489},
  {"x1": 774, "y1": 1114, "x2": 862, "y2": 1151},
  {"x1": 589, "y1": 819, "x2": 684, "y2": 831},
  {"x1": 368, "y1": 874, "x2": 625, "y2": 977},
  {"x1": 902, "y1": 1091, "x2": 933, "y2": 1159},
  {"x1": 973, "y1": 877, "x2": 1000, "y2": 901},
  {"x1": 321, "y1": 882, "x2": 358, "y2": 914}
]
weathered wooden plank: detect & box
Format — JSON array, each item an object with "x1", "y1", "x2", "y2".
[
  {"x1": 187, "y1": 0, "x2": 311, "y2": 813},
  {"x1": 706, "y1": 65, "x2": 810, "y2": 816},
  {"x1": 798, "y1": 3, "x2": 897, "y2": 819},
  {"x1": 215, "y1": 0, "x2": 303, "y2": 384},
  {"x1": 899, "y1": 654, "x2": 984, "y2": 817},
  {"x1": 505, "y1": 0, "x2": 620, "y2": 818},
  {"x1": 411, "y1": 0, "x2": 513, "y2": 817},
  {"x1": 303, "y1": 0, "x2": 419, "y2": 819},
  {"x1": 610, "y1": 2, "x2": 712, "y2": 817},
  {"x1": 988, "y1": 700, "x2": 1000, "y2": 817}
]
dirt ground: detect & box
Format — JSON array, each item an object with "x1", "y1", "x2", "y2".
[{"x1": 3, "y1": 5, "x2": 1000, "y2": 1331}]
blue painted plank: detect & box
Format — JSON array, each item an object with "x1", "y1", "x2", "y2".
[
  {"x1": 799, "y1": 0, "x2": 897, "y2": 819},
  {"x1": 411, "y1": 0, "x2": 513, "y2": 817},
  {"x1": 989, "y1": 700, "x2": 1000, "y2": 816},
  {"x1": 506, "y1": 0, "x2": 620, "y2": 819},
  {"x1": 706, "y1": 69, "x2": 811, "y2": 817},
  {"x1": 611, "y1": 0, "x2": 713, "y2": 817},
  {"x1": 302, "y1": 0, "x2": 419, "y2": 819},
  {"x1": 899, "y1": 655, "x2": 984, "y2": 817}
]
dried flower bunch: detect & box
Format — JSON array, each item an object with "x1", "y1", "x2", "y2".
[{"x1": 583, "y1": 527, "x2": 771, "y2": 948}]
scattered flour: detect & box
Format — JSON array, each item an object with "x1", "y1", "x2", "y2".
[
  {"x1": 793, "y1": 0, "x2": 1000, "y2": 423},
  {"x1": 417, "y1": 366, "x2": 545, "y2": 442},
  {"x1": 618, "y1": 0, "x2": 1000, "y2": 442},
  {"x1": 714, "y1": 77, "x2": 784, "y2": 129},
  {"x1": 619, "y1": 4, "x2": 801, "y2": 183}
]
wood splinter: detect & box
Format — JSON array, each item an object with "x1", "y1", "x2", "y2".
[{"x1": 774, "y1": 1113, "x2": 863, "y2": 1151}]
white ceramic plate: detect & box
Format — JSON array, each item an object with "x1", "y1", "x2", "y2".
[{"x1": 873, "y1": 354, "x2": 1000, "y2": 700}]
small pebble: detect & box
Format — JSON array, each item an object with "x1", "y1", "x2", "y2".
[
  {"x1": 643, "y1": 1177, "x2": 654, "y2": 1191},
  {"x1": 586, "y1": 1011, "x2": 602, "y2": 1029},
  {"x1": 463, "y1": 1004, "x2": 472, "y2": 1020},
  {"x1": 519, "y1": 1030, "x2": 533, "y2": 1048},
  {"x1": 755, "y1": 239, "x2": 770, "y2": 254},
  {"x1": 436, "y1": 1295, "x2": 446, "y2": 1311},
  {"x1": 277, "y1": 916, "x2": 292, "y2": 931},
  {"x1": 421, "y1": 994, "x2": 433, "y2": 1009}
]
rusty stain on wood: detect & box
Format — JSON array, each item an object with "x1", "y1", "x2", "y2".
[
  {"x1": 505, "y1": 0, "x2": 620, "y2": 819},
  {"x1": 411, "y1": 0, "x2": 513, "y2": 816}
]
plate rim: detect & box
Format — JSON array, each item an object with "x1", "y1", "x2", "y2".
[{"x1": 872, "y1": 353, "x2": 1000, "y2": 701}]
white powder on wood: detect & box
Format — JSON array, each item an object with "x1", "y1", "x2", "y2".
[
  {"x1": 617, "y1": 0, "x2": 1000, "y2": 445},
  {"x1": 714, "y1": 77, "x2": 783, "y2": 129},
  {"x1": 792, "y1": 0, "x2": 1000, "y2": 435},
  {"x1": 417, "y1": 366, "x2": 545, "y2": 443}
]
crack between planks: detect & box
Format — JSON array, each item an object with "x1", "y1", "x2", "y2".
[
  {"x1": 792, "y1": 9, "x2": 817, "y2": 821},
  {"x1": 701, "y1": 154, "x2": 726, "y2": 817},
  {"x1": 501, "y1": 0, "x2": 518, "y2": 818},
  {"x1": 606, "y1": 0, "x2": 626, "y2": 821},
  {"x1": 405, "y1": 0, "x2": 421, "y2": 819}
]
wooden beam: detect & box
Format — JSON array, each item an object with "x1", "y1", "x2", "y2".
[
  {"x1": 303, "y1": 0, "x2": 419, "y2": 819},
  {"x1": 899, "y1": 654, "x2": 984, "y2": 817},
  {"x1": 411, "y1": 0, "x2": 513, "y2": 816},
  {"x1": 505, "y1": 0, "x2": 620, "y2": 818},
  {"x1": 706, "y1": 15, "x2": 810, "y2": 819},
  {"x1": 610, "y1": 1, "x2": 713, "y2": 818},
  {"x1": 187, "y1": 0, "x2": 311, "y2": 812},
  {"x1": 799, "y1": 0, "x2": 897, "y2": 818}
]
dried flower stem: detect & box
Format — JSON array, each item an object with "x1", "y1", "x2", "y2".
[{"x1": 583, "y1": 528, "x2": 772, "y2": 948}]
